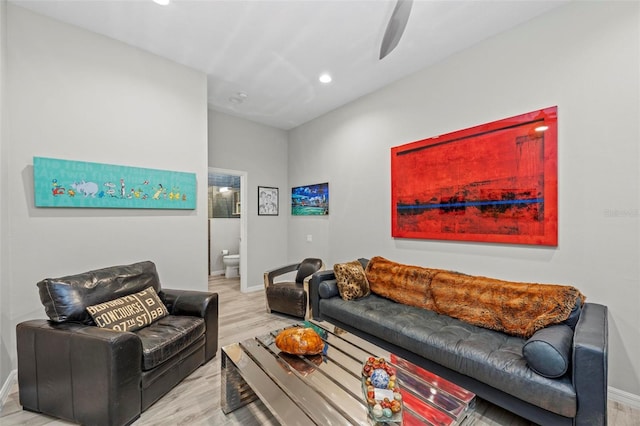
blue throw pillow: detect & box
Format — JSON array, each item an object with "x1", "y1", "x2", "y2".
[
  {"x1": 523, "y1": 324, "x2": 573, "y2": 378},
  {"x1": 318, "y1": 279, "x2": 339, "y2": 299}
]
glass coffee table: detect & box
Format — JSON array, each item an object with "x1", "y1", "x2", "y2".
[{"x1": 221, "y1": 320, "x2": 475, "y2": 425}]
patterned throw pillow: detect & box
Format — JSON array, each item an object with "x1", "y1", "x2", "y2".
[
  {"x1": 334, "y1": 260, "x2": 370, "y2": 301},
  {"x1": 86, "y1": 287, "x2": 169, "y2": 332}
]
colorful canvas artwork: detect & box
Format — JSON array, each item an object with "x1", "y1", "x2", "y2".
[
  {"x1": 291, "y1": 182, "x2": 329, "y2": 216},
  {"x1": 391, "y1": 107, "x2": 557, "y2": 246},
  {"x1": 34, "y1": 157, "x2": 197, "y2": 209}
]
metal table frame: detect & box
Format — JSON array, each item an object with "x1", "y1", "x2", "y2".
[{"x1": 221, "y1": 320, "x2": 475, "y2": 425}]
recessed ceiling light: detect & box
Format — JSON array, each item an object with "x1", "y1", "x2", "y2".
[
  {"x1": 319, "y1": 73, "x2": 332, "y2": 84},
  {"x1": 153, "y1": 0, "x2": 170, "y2": 6}
]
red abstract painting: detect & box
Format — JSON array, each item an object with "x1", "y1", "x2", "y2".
[{"x1": 391, "y1": 107, "x2": 557, "y2": 246}]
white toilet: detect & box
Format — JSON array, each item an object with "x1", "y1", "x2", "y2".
[{"x1": 222, "y1": 254, "x2": 240, "y2": 278}]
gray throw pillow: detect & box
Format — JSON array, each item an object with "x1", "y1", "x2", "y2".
[
  {"x1": 318, "y1": 279, "x2": 339, "y2": 299},
  {"x1": 523, "y1": 324, "x2": 573, "y2": 378}
]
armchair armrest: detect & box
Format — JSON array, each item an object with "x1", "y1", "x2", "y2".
[
  {"x1": 161, "y1": 289, "x2": 219, "y2": 362},
  {"x1": 572, "y1": 303, "x2": 608, "y2": 425},
  {"x1": 17, "y1": 319, "x2": 142, "y2": 426},
  {"x1": 302, "y1": 275, "x2": 313, "y2": 320},
  {"x1": 263, "y1": 263, "x2": 300, "y2": 289}
]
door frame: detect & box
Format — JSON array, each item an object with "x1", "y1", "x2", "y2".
[{"x1": 208, "y1": 167, "x2": 248, "y2": 292}]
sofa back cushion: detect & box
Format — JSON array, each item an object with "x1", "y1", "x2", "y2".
[{"x1": 37, "y1": 261, "x2": 162, "y2": 324}]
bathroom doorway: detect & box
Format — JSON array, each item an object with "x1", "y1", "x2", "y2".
[{"x1": 208, "y1": 167, "x2": 248, "y2": 292}]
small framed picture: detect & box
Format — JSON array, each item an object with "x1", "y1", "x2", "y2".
[{"x1": 258, "y1": 186, "x2": 279, "y2": 216}]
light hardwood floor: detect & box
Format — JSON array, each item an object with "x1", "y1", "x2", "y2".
[{"x1": 1, "y1": 275, "x2": 638, "y2": 425}]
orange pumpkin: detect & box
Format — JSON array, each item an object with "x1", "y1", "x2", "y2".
[{"x1": 275, "y1": 327, "x2": 324, "y2": 355}]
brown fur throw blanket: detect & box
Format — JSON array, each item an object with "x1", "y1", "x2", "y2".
[{"x1": 365, "y1": 256, "x2": 585, "y2": 338}]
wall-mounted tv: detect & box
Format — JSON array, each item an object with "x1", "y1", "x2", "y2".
[{"x1": 291, "y1": 182, "x2": 329, "y2": 216}]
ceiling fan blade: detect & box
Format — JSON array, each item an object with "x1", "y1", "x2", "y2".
[{"x1": 379, "y1": 0, "x2": 413, "y2": 60}]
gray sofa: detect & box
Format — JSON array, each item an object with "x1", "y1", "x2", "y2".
[{"x1": 309, "y1": 261, "x2": 608, "y2": 426}]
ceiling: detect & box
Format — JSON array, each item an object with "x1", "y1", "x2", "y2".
[{"x1": 11, "y1": 0, "x2": 569, "y2": 130}]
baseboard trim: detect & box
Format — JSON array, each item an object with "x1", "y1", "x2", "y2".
[
  {"x1": 609, "y1": 386, "x2": 640, "y2": 410},
  {"x1": 245, "y1": 284, "x2": 264, "y2": 293},
  {"x1": 0, "y1": 370, "x2": 17, "y2": 412}
]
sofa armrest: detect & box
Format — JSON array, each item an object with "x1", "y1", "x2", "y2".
[
  {"x1": 309, "y1": 270, "x2": 336, "y2": 320},
  {"x1": 17, "y1": 319, "x2": 142, "y2": 426},
  {"x1": 572, "y1": 303, "x2": 608, "y2": 426},
  {"x1": 161, "y1": 289, "x2": 219, "y2": 362}
]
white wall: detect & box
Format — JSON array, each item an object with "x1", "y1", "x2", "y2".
[
  {"x1": 0, "y1": 0, "x2": 11, "y2": 394},
  {"x1": 209, "y1": 218, "x2": 240, "y2": 274},
  {"x1": 289, "y1": 1, "x2": 640, "y2": 400},
  {"x1": 4, "y1": 3, "x2": 209, "y2": 375},
  {"x1": 208, "y1": 110, "x2": 288, "y2": 291}
]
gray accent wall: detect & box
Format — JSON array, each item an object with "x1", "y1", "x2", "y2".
[
  {"x1": 208, "y1": 110, "x2": 289, "y2": 292},
  {"x1": 1, "y1": 3, "x2": 209, "y2": 387},
  {"x1": 0, "y1": 0, "x2": 10, "y2": 395},
  {"x1": 209, "y1": 218, "x2": 240, "y2": 275},
  {"x1": 288, "y1": 1, "x2": 640, "y2": 398}
]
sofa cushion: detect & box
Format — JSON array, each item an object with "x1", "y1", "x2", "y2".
[
  {"x1": 37, "y1": 261, "x2": 162, "y2": 324},
  {"x1": 135, "y1": 315, "x2": 205, "y2": 370},
  {"x1": 86, "y1": 287, "x2": 169, "y2": 332},
  {"x1": 319, "y1": 294, "x2": 577, "y2": 418},
  {"x1": 357, "y1": 258, "x2": 370, "y2": 269},
  {"x1": 562, "y1": 301, "x2": 582, "y2": 330},
  {"x1": 334, "y1": 261, "x2": 370, "y2": 301},
  {"x1": 523, "y1": 324, "x2": 573, "y2": 378}
]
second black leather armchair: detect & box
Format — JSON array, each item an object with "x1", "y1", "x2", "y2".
[{"x1": 263, "y1": 258, "x2": 323, "y2": 319}]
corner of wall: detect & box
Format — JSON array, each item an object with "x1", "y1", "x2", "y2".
[{"x1": 0, "y1": 0, "x2": 12, "y2": 392}]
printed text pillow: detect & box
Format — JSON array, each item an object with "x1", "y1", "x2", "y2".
[{"x1": 86, "y1": 287, "x2": 168, "y2": 332}]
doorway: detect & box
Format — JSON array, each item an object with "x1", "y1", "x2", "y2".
[{"x1": 208, "y1": 167, "x2": 248, "y2": 292}]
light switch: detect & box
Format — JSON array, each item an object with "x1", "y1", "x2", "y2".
[{"x1": 306, "y1": 234, "x2": 313, "y2": 242}]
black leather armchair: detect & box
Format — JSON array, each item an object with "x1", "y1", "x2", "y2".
[
  {"x1": 263, "y1": 258, "x2": 323, "y2": 319},
  {"x1": 16, "y1": 261, "x2": 218, "y2": 426}
]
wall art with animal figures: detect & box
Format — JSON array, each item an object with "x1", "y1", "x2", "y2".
[{"x1": 33, "y1": 157, "x2": 196, "y2": 209}]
